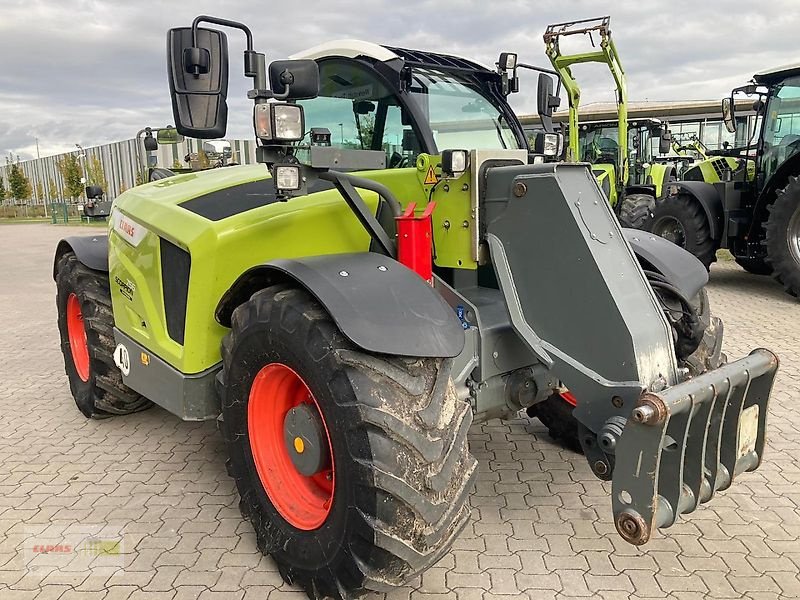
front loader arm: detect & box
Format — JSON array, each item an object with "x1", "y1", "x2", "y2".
[{"x1": 544, "y1": 16, "x2": 629, "y2": 187}]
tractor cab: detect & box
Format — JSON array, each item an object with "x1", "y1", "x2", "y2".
[
  {"x1": 578, "y1": 118, "x2": 668, "y2": 186},
  {"x1": 287, "y1": 41, "x2": 529, "y2": 170}
]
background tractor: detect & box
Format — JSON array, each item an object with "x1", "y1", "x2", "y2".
[
  {"x1": 53, "y1": 15, "x2": 778, "y2": 599},
  {"x1": 648, "y1": 69, "x2": 800, "y2": 290},
  {"x1": 543, "y1": 17, "x2": 673, "y2": 229}
]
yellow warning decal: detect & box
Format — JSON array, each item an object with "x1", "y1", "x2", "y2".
[{"x1": 424, "y1": 166, "x2": 438, "y2": 185}]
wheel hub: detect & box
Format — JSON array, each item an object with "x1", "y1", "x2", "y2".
[
  {"x1": 653, "y1": 216, "x2": 687, "y2": 247},
  {"x1": 66, "y1": 293, "x2": 90, "y2": 382},
  {"x1": 788, "y1": 204, "x2": 800, "y2": 266},
  {"x1": 247, "y1": 363, "x2": 335, "y2": 530},
  {"x1": 284, "y1": 404, "x2": 329, "y2": 476}
]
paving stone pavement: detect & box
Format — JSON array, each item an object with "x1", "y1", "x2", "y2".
[{"x1": 0, "y1": 222, "x2": 798, "y2": 600}]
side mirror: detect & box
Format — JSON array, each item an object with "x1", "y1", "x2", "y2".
[
  {"x1": 85, "y1": 186, "x2": 104, "y2": 200},
  {"x1": 659, "y1": 130, "x2": 672, "y2": 155},
  {"x1": 143, "y1": 132, "x2": 159, "y2": 152},
  {"x1": 167, "y1": 27, "x2": 229, "y2": 138},
  {"x1": 268, "y1": 59, "x2": 320, "y2": 100},
  {"x1": 156, "y1": 127, "x2": 185, "y2": 145},
  {"x1": 537, "y1": 73, "x2": 560, "y2": 132},
  {"x1": 722, "y1": 97, "x2": 736, "y2": 134}
]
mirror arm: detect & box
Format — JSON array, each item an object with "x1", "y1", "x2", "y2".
[
  {"x1": 518, "y1": 63, "x2": 563, "y2": 98},
  {"x1": 191, "y1": 15, "x2": 253, "y2": 51}
]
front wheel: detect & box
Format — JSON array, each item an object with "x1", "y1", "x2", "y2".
[
  {"x1": 650, "y1": 194, "x2": 717, "y2": 270},
  {"x1": 220, "y1": 285, "x2": 477, "y2": 599},
  {"x1": 765, "y1": 176, "x2": 800, "y2": 297},
  {"x1": 618, "y1": 193, "x2": 655, "y2": 229}
]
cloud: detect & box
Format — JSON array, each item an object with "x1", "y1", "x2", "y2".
[{"x1": 2, "y1": 0, "x2": 799, "y2": 159}]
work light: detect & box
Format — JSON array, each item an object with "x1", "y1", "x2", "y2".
[
  {"x1": 274, "y1": 165, "x2": 301, "y2": 191},
  {"x1": 442, "y1": 149, "x2": 469, "y2": 177}
]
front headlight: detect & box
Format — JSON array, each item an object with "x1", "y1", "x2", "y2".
[
  {"x1": 273, "y1": 104, "x2": 304, "y2": 141},
  {"x1": 253, "y1": 102, "x2": 305, "y2": 142},
  {"x1": 543, "y1": 133, "x2": 559, "y2": 157},
  {"x1": 533, "y1": 131, "x2": 563, "y2": 158}
]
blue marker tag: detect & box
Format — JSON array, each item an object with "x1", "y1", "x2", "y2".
[{"x1": 456, "y1": 305, "x2": 470, "y2": 330}]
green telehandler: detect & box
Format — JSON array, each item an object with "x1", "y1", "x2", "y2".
[
  {"x1": 53, "y1": 15, "x2": 778, "y2": 599},
  {"x1": 648, "y1": 65, "x2": 800, "y2": 291},
  {"x1": 543, "y1": 17, "x2": 674, "y2": 228}
]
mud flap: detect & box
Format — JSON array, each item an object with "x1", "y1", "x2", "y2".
[{"x1": 612, "y1": 348, "x2": 779, "y2": 545}]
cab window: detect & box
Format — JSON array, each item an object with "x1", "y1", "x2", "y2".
[{"x1": 298, "y1": 59, "x2": 421, "y2": 168}]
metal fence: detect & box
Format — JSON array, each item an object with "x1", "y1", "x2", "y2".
[{"x1": 0, "y1": 137, "x2": 260, "y2": 207}]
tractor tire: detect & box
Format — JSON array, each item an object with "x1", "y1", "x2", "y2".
[
  {"x1": 735, "y1": 256, "x2": 773, "y2": 275},
  {"x1": 219, "y1": 284, "x2": 477, "y2": 599},
  {"x1": 55, "y1": 252, "x2": 151, "y2": 418},
  {"x1": 765, "y1": 176, "x2": 800, "y2": 297},
  {"x1": 619, "y1": 193, "x2": 655, "y2": 229},
  {"x1": 650, "y1": 194, "x2": 717, "y2": 270},
  {"x1": 530, "y1": 289, "x2": 723, "y2": 453}
]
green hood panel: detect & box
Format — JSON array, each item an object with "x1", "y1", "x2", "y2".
[{"x1": 108, "y1": 164, "x2": 428, "y2": 375}]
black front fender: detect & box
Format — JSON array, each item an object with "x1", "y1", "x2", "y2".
[
  {"x1": 624, "y1": 228, "x2": 708, "y2": 300},
  {"x1": 668, "y1": 181, "x2": 724, "y2": 241},
  {"x1": 53, "y1": 235, "x2": 108, "y2": 279},
  {"x1": 217, "y1": 252, "x2": 465, "y2": 358}
]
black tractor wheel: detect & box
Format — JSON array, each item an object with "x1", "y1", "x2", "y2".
[
  {"x1": 220, "y1": 284, "x2": 477, "y2": 599},
  {"x1": 530, "y1": 288, "x2": 724, "y2": 452},
  {"x1": 55, "y1": 252, "x2": 151, "y2": 418},
  {"x1": 618, "y1": 193, "x2": 655, "y2": 229},
  {"x1": 765, "y1": 177, "x2": 800, "y2": 297},
  {"x1": 735, "y1": 256, "x2": 773, "y2": 275},
  {"x1": 650, "y1": 194, "x2": 717, "y2": 270}
]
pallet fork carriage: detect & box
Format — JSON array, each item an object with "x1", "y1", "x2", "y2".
[{"x1": 53, "y1": 14, "x2": 780, "y2": 599}]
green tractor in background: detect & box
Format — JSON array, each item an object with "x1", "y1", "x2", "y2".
[
  {"x1": 649, "y1": 66, "x2": 800, "y2": 293},
  {"x1": 543, "y1": 17, "x2": 673, "y2": 228},
  {"x1": 52, "y1": 15, "x2": 779, "y2": 599}
]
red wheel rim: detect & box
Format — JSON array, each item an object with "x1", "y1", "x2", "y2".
[
  {"x1": 248, "y1": 363, "x2": 335, "y2": 530},
  {"x1": 560, "y1": 390, "x2": 578, "y2": 407},
  {"x1": 66, "y1": 293, "x2": 90, "y2": 382}
]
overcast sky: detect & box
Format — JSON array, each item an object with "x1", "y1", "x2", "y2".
[{"x1": 2, "y1": 0, "x2": 799, "y2": 160}]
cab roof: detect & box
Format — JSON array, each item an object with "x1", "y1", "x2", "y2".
[
  {"x1": 291, "y1": 39, "x2": 492, "y2": 73},
  {"x1": 753, "y1": 63, "x2": 800, "y2": 85}
]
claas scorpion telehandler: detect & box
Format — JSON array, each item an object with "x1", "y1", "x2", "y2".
[{"x1": 53, "y1": 15, "x2": 779, "y2": 599}]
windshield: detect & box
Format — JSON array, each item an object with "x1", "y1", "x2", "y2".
[
  {"x1": 408, "y1": 67, "x2": 520, "y2": 151},
  {"x1": 578, "y1": 126, "x2": 620, "y2": 165},
  {"x1": 762, "y1": 76, "x2": 800, "y2": 183}
]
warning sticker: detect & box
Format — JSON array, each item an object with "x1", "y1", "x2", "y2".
[{"x1": 424, "y1": 166, "x2": 438, "y2": 185}]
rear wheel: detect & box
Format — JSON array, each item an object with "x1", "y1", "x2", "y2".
[
  {"x1": 220, "y1": 285, "x2": 477, "y2": 599},
  {"x1": 765, "y1": 176, "x2": 800, "y2": 297},
  {"x1": 735, "y1": 256, "x2": 773, "y2": 275},
  {"x1": 618, "y1": 193, "x2": 655, "y2": 229},
  {"x1": 55, "y1": 252, "x2": 151, "y2": 418},
  {"x1": 650, "y1": 194, "x2": 717, "y2": 270}
]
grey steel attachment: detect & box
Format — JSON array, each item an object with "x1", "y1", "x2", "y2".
[{"x1": 612, "y1": 348, "x2": 779, "y2": 545}]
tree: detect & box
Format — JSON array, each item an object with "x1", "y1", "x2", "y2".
[
  {"x1": 7, "y1": 158, "x2": 32, "y2": 203},
  {"x1": 48, "y1": 178, "x2": 57, "y2": 200},
  {"x1": 36, "y1": 181, "x2": 44, "y2": 202},
  {"x1": 57, "y1": 154, "x2": 84, "y2": 201},
  {"x1": 86, "y1": 156, "x2": 107, "y2": 191},
  {"x1": 0, "y1": 177, "x2": 6, "y2": 203}
]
